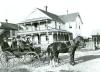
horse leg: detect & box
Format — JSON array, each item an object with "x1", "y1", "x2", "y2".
[
  {"x1": 49, "y1": 53, "x2": 54, "y2": 66},
  {"x1": 47, "y1": 51, "x2": 51, "y2": 63},
  {"x1": 42, "y1": 51, "x2": 47, "y2": 63},
  {"x1": 69, "y1": 47, "x2": 76, "y2": 65},
  {"x1": 50, "y1": 52, "x2": 59, "y2": 67},
  {"x1": 55, "y1": 52, "x2": 59, "y2": 63}
]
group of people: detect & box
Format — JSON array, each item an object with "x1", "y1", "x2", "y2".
[{"x1": 1, "y1": 36, "x2": 33, "y2": 52}]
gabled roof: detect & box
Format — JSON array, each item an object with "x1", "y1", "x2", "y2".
[
  {"x1": 0, "y1": 22, "x2": 22, "y2": 30},
  {"x1": 59, "y1": 12, "x2": 83, "y2": 24},
  {"x1": 22, "y1": 17, "x2": 48, "y2": 23},
  {"x1": 20, "y1": 8, "x2": 83, "y2": 25},
  {"x1": 37, "y1": 8, "x2": 65, "y2": 24}
]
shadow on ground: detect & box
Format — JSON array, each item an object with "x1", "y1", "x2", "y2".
[
  {"x1": 11, "y1": 68, "x2": 30, "y2": 72},
  {"x1": 76, "y1": 55, "x2": 100, "y2": 64},
  {"x1": 0, "y1": 68, "x2": 31, "y2": 72},
  {"x1": 46, "y1": 70, "x2": 81, "y2": 72},
  {"x1": 59, "y1": 70, "x2": 81, "y2": 72}
]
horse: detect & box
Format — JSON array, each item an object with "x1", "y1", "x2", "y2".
[{"x1": 47, "y1": 36, "x2": 83, "y2": 66}]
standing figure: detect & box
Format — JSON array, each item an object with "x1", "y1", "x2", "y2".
[
  {"x1": 1, "y1": 38, "x2": 10, "y2": 51},
  {"x1": 26, "y1": 37, "x2": 31, "y2": 46},
  {"x1": 11, "y1": 37, "x2": 17, "y2": 50},
  {"x1": 16, "y1": 36, "x2": 23, "y2": 52},
  {"x1": 24, "y1": 37, "x2": 33, "y2": 51},
  {"x1": 1, "y1": 38, "x2": 10, "y2": 62},
  {"x1": 69, "y1": 38, "x2": 80, "y2": 65}
]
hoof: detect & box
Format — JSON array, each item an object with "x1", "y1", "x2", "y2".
[{"x1": 70, "y1": 62, "x2": 76, "y2": 66}]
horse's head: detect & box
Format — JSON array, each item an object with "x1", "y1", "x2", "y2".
[{"x1": 74, "y1": 36, "x2": 84, "y2": 46}]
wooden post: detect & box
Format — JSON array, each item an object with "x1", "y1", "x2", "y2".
[
  {"x1": 10, "y1": 30, "x2": 12, "y2": 38},
  {"x1": 57, "y1": 32, "x2": 58, "y2": 41},
  {"x1": 52, "y1": 32, "x2": 54, "y2": 42},
  {"x1": 68, "y1": 33, "x2": 70, "y2": 41},
  {"x1": 24, "y1": 22, "x2": 26, "y2": 32},
  {"x1": 55, "y1": 21, "x2": 57, "y2": 29},
  {"x1": 38, "y1": 33, "x2": 41, "y2": 44},
  {"x1": 38, "y1": 21, "x2": 40, "y2": 31},
  {"x1": 45, "y1": 19, "x2": 49, "y2": 44},
  {"x1": 31, "y1": 22, "x2": 33, "y2": 31},
  {"x1": 46, "y1": 19, "x2": 48, "y2": 29}
]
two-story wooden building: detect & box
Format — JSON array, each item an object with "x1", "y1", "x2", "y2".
[
  {"x1": 0, "y1": 21, "x2": 21, "y2": 43},
  {"x1": 17, "y1": 8, "x2": 83, "y2": 45},
  {"x1": 60, "y1": 12, "x2": 83, "y2": 38}
]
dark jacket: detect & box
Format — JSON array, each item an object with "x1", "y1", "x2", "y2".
[
  {"x1": 11, "y1": 40, "x2": 17, "y2": 48},
  {"x1": 1, "y1": 41, "x2": 10, "y2": 51}
]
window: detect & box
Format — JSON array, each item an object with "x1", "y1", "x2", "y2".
[
  {"x1": 55, "y1": 21, "x2": 57, "y2": 29},
  {"x1": 69, "y1": 23, "x2": 72, "y2": 28},
  {"x1": 79, "y1": 25, "x2": 80, "y2": 29},
  {"x1": 46, "y1": 35, "x2": 49, "y2": 41}
]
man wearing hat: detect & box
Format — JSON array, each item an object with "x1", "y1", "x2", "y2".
[{"x1": 1, "y1": 37, "x2": 10, "y2": 51}]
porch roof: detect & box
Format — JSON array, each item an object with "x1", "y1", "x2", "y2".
[
  {"x1": 18, "y1": 29, "x2": 72, "y2": 35},
  {"x1": 0, "y1": 22, "x2": 22, "y2": 30}
]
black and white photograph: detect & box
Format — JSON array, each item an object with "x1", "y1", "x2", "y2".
[{"x1": 0, "y1": 0, "x2": 100, "y2": 72}]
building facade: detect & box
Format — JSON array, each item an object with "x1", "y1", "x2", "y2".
[
  {"x1": 0, "y1": 22, "x2": 21, "y2": 43},
  {"x1": 17, "y1": 8, "x2": 82, "y2": 45},
  {"x1": 60, "y1": 12, "x2": 83, "y2": 38}
]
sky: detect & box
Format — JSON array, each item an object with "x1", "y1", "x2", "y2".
[{"x1": 0, "y1": 0, "x2": 100, "y2": 37}]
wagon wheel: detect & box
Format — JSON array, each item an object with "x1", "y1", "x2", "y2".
[
  {"x1": 23, "y1": 52, "x2": 40, "y2": 63},
  {"x1": 0, "y1": 51, "x2": 15, "y2": 68}
]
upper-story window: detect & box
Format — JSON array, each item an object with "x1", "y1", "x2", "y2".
[
  {"x1": 25, "y1": 23, "x2": 31, "y2": 30},
  {"x1": 69, "y1": 24, "x2": 72, "y2": 28},
  {"x1": 55, "y1": 21, "x2": 57, "y2": 29},
  {"x1": 79, "y1": 25, "x2": 80, "y2": 29},
  {"x1": 59, "y1": 23, "x2": 61, "y2": 29}
]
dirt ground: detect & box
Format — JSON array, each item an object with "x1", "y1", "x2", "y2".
[
  {"x1": 1, "y1": 42, "x2": 100, "y2": 72},
  {"x1": 1, "y1": 48, "x2": 100, "y2": 72}
]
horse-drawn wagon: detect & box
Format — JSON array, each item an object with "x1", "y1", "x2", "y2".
[{"x1": 0, "y1": 38, "x2": 45, "y2": 68}]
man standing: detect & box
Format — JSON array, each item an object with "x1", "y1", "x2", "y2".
[
  {"x1": 11, "y1": 37, "x2": 17, "y2": 50},
  {"x1": 69, "y1": 37, "x2": 81, "y2": 66},
  {"x1": 1, "y1": 38, "x2": 10, "y2": 51},
  {"x1": 1, "y1": 37, "x2": 10, "y2": 62}
]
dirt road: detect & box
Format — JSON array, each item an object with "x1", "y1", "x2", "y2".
[{"x1": 7, "y1": 49, "x2": 100, "y2": 72}]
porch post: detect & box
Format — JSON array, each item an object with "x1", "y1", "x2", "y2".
[
  {"x1": 38, "y1": 33, "x2": 41, "y2": 44},
  {"x1": 57, "y1": 32, "x2": 58, "y2": 41},
  {"x1": 63, "y1": 33, "x2": 65, "y2": 42},
  {"x1": 24, "y1": 22, "x2": 26, "y2": 32},
  {"x1": 38, "y1": 21, "x2": 40, "y2": 31},
  {"x1": 10, "y1": 30, "x2": 13, "y2": 38},
  {"x1": 31, "y1": 22, "x2": 33, "y2": 31},
  {"x1": 62, "y1": 33, "x2": 64, "y2": 42},
  {"x1": 52, "y1": 32, "x2": 54, "y2": 43},
  {"x1": 45, "y1": 19, "x2": 49, "y2": 44},
  {"x1": 68, "y1": 33, "x2": 70, "y2": 41}
]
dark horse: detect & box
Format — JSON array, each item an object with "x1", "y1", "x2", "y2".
[{"x1": 47, "y1": 36, "x2": 83, "y2": 66}]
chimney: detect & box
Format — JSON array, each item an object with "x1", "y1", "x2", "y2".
[
  {"x1": 67, "y1": 10, "x2": 68, "y2": 15},
  {"x1": 5, "y1": 19, "x2": 8, "y2": 23},
  {"x1": 45, "y1": 6, "x2": 48, "y2": 12}
]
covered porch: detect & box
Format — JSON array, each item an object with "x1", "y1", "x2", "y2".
[{"x1": 17, "y1": 29, "x2": 73, "y2": 45}]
